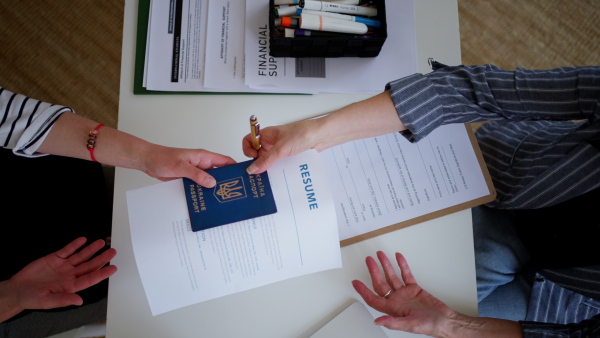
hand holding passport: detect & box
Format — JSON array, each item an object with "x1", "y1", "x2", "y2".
[{"x1": 183, "y1": 160, "x2": 278, "y2": 232}]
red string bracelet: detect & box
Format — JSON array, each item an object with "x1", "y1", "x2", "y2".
[{"x1": 87, "y1": 124, "x2": 104, "y2": 162}]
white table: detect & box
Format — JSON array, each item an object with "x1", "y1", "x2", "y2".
[{"x1": 107, "y1": 1, "x2": 473, "y2": 337}]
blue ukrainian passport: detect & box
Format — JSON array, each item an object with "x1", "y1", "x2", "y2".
[{"x1": 182, "y1": 160, "x2": 277, "y2": 232}]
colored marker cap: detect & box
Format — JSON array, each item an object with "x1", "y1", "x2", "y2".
[
  {"x1": 275, "y1": 6, "x2": 299, "y2": 17},
  {"x1": 280, "y1": 16, "x2": 299, "y2": 28},
  {"x1": 284, "y1": 28, "x2": 295, "y2": 37},
  {"x1": 354, "y1": 17, "x2": 381, "y2": 28},
  {"x1": 294, "y1": 28, "x2": 308, "y2": 36}
]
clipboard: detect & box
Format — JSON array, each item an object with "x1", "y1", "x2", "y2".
[{"x1": 339, "y1": 124, "x2": 496, "y2": 247}]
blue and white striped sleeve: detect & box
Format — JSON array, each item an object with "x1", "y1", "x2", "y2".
[
  {"x1": 520, "y1": 314, "x2": 600, "y2": 337},
  {"x1": 385, "y1": 65, "x2": 600, "y2": 142},
  {"x1": 0, "y1": 87, "x2": 73, "y2": 157}
]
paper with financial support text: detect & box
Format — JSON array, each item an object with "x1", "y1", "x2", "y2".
[
  {"x1": 126, "y1": 150, "x2": 341, "y2": 316},
  {"x1": 243, "y1": 0, "x2": 417, "y2": 93}
]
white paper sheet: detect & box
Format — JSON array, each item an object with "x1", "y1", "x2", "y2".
[
  {"x1": 203, "y1": 0, "x2": 313, "y2": 93},
  {"x1": 322, "y1": 124, "x2": 490, "y2": 241},
  {"x1": 243, "y1": 0, "x2": 417, "y2": 93},
  {"x1": 126, "y1": 150, "x2": 341, "y2": 316},
  {"x1": 310, "y1": 302, "x2": 387, "y2": 338},
  {"x1": 204, "y1": 0, "x2": 248, "y2": 91},
  {"x1": 145, "y1": 0, "x2": 208, "y2": 91}
]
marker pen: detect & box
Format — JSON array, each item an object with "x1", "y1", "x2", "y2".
[
  {"x1": 275, "y1": 5, "x2": 298, "y2": 17},
  {"x1": 275, "y1": 16, "x2": 300, "y2": 28},
  {"x1": 299, "y1": 13, "x2": 368, "y2": 34},
  {"x1": 299, "y1": 0, "x2": 377, "y2": 17},
  {"x1": 296, "y1": 8, "x2": 381, "y2": 27},
  {"x1": 327, "y1": 0, "x2": 365, "y2": 4},
  {"x1": 285, "y1": 28, "x2": 296, "y2": 37},
  {"x1": 274, "y1": 0, "x2": 300, "y2": 5},
  {"x1": 293, "y1": 28, "x2": 356, "y2": 37}
]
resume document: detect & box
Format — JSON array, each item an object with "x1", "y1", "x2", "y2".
[{"x1": 127, "y1": 150, "x2": 341, "y2": 316}]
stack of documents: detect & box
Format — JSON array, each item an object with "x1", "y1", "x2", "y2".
[
  {"x1": 141, "y1": 0, "x2": 417, "y2": 94},
  {"x1": 126, "y1": 124, "x2": 494, "y2": 315}
]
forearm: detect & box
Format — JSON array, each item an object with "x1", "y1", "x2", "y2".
[
  {"x1": 437, "y1": 312, "x2": 523, "y2": 338},
  {"x1": 0, "y1": 280, "x2": 22, "y2": 323},
  {"x1": 312, "y1": 91, "x2": 406, "y2": 150},
  {"x1": 37, "y1": 112, "x2": 152, "y2": 171},
  {"x1": 37, "y1": 112, "x2": 236, "y2": 187}
]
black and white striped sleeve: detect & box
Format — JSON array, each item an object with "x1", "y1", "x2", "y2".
[
  {"x1": 0, "y1": 87, "x2": 73, "y2": 157},
  {"x1": 385, "y1": 65, "x2": 600, "y2": 142}
]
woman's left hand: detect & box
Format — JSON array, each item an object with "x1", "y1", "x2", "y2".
[{"x1": 351, "y1": 251, "x2": 455, "y2": 336}]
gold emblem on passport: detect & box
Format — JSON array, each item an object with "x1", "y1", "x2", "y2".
[{"x1": 214, "y1": 177, "x2": 247, "y2": 202}]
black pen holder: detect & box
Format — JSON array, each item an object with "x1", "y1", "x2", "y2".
[{"x1": 268, "y1": 0, "x2": 387, "y2": 58}]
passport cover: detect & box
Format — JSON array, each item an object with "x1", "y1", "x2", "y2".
[{"x1": 182, "y1": 160, "x2": 277, "y2": 232}]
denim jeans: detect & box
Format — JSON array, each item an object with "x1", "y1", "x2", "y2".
[
  {"x1": 473, "y1": 186, "x2": 600, "y2": 321},
  {"x1": 472, "y1": 205, "x2": 532, "y2": 321}
]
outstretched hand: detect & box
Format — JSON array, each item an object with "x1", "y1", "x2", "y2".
[
  {"x1": 141, "y1": 145, "x2": 236, "y2": 188},
  {"x1": 242, "y1": 119, "x2": 322, "y2": 174},
  {"x1": 242, "y1": 91, "x2": 406, "y2": 175},
  {"x1": 35, "y1": 113, "x2": 236, "y2": 188},
  {"x1": 352, "y1": 251, "x2": 523, "y2": 338},
  {"x1": 1, "y1": 237, "x2": 117, "y2": 322},
  {"x1": 351, "y1": 251, "x2": 455, "y2": 336}
]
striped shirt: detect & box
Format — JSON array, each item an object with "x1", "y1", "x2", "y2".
[
  {"x1": 521, "y1": 315, "x2": 600, "y2": 337},
  {"x1": 387, "y1": 65, "x2": 600, "y2": 209},
  {"x1": 520, "y1": 266, "x2": 600, "y2": 337},
  {"x1": 0, "y1": 87, "x2": 73, "y2": 157}
]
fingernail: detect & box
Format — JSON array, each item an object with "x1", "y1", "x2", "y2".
[
  {"x1": 205, "y1": 177, "x2": 216, "y2": 188},
  {"x1": 246, "y1": 163, "x2": 257, "y2": 174}
]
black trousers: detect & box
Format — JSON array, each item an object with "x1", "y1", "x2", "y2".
[
  {"x1": 508, "y1": 186, "x2": 600, "y2": 270},
  {"x1": 0, "y1": 148, "x2": 112, "y2": 335}
]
